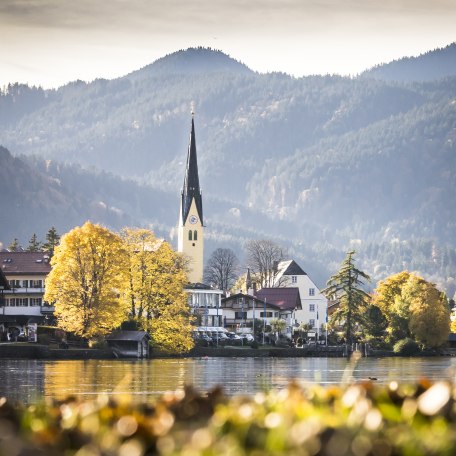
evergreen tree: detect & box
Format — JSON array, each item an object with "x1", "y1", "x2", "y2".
[
  {"x1": 323, "y1": 250, "x2": 371, "y2": 345},
  {"x1": 8, "y1": 238, "x2": 20, "y2": 251},
  {"x1": 26, "y1": 233, "x2": 42, "y2": 252},
  {"x1": 43, "y1": 227, "x2": 60, "y2": 255}
]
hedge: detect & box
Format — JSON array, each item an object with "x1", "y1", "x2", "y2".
[{"x1": 1, "y1": 378, "x2": 456, "y2": 455}]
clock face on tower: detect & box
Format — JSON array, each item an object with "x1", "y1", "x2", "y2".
[{"x1": 189, "y1": 215, "x2": 198, "y2": 225}]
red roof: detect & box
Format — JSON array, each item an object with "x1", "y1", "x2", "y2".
[
  {"x1": 0, "y1": 252, "x2": 52, "y2": 275},
  {"x1": 255, "y1": 287, "x2": 301, "y2": 311}
]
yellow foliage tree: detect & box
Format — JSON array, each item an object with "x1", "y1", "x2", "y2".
[
  {"x1": 373, "y1": 271, "x2": 412, "y2": 343},
  {"x1": 121, "y1": 228, "x2": 194, "y2": 353},
  {"x1": 373, "y1": 271, "x2": 450, "y2": 348},
  {"x1": 404, "y1": 275, "x2": 450, "y2": 348},
  {"x1": 44, "y1": 222, "x2": 129, "y2": 339}
]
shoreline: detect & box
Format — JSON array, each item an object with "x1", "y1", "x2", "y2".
[{"x1": 1, "y1": 343, "x2": 453, "y2": 359}]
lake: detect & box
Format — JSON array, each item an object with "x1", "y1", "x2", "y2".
[{"x1": 1, "y1": 356, "x2": 456, "y2": 404}]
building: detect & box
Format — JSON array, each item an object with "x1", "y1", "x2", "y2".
[
  {"x1": 254, "y1": 287, "x2": 302, "y2": 338},
  {"x1": 178, "y1": 115, "x2": 204, "y2": 284},
  {"x1": 185, "y1": 283, "x2": 223, "y2": 328},
  {"x1": 106, "y1": 331, "x2": 151, "y2": 358},
  {"x1": 274, "y1": 260, "x2": 328, "y2": 332},
  {"x1": 0, "y1": 251, "x2": 54, "y2": 339},
  {"x1": 222, "y1": 292, "x2": 281, "y2": 332}
]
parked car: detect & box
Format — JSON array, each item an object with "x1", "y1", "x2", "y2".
[
  {"x1": 241, "y1": 333, "x2": 255, "y2": 343},
  {"x1": 226, "y1": 332, "x2": 242, "y2": 345},
  {"x1": 197, "y1": 334, "x2": 213, "y2": 347}
]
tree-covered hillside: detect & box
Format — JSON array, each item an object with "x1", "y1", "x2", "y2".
[{"x1": 0, "y1": 46, "x2": 455, "y2": 294}]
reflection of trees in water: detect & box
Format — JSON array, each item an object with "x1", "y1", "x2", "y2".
[
  {"x1": 1, "y1": 358, "x2": 456, "y2": 405},
  {"x1": 44, "y1": 360, "x2": 190, "y2": 401}
]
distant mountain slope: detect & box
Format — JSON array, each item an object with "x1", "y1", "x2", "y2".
[
  {"x1": 362, "y1": 42, "x2": 456, "y2": 82},
  {"x1": 0, "y1": 147, "x2": 132, "y2": 247},
  {"x1": 127, "y1": 47, "x2": 253, "y2": 80},
  {"x1": 1, "y1": 46, "x2": 455, "y2": 294}
]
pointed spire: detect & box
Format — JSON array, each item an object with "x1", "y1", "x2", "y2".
[{"x1": 181, "y1": 116, "x2": 203, "y2": 225}]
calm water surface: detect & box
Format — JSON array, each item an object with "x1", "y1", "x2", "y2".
[{"x1": 1, "y1": 357, "x2": 456, "y2": 404}]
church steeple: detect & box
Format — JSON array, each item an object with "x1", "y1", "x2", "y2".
[
  {"x1": 178, "y1": 114, "x2": 204, "y2": 284},
  {"x1": 181, "y1": 115, "x2": 203, "y2": 226}
]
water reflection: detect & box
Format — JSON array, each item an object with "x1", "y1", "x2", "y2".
[{"x1": 1, "y1": 357, "x2": 456, "y2": 404}]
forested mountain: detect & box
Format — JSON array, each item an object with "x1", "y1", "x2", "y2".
[
  {"x1": 362, "y1": 42, "x2": 456, "y2": 82},
  {"x1": 0, "y1": 46, "x2": 455, "y2": 295}
]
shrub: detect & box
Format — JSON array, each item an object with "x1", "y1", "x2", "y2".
[
  {"x1": 250, "y1": 340, "x2": 259, "y2": 349},
  {"x1": 394, "y1": 337, "x2": 421, "y2": 356},
  {"x1": 2, "y1": 381, "x2": 456, "y2": 455},
  {"x1": 37, "y1": 334, "x2": 52, "y2": 345}
]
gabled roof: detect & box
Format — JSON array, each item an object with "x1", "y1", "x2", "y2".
[
  {"x1": 181, "y1": 117, "x2": 203, "y2": 225},
  {"x1": 255, "y1": 287, "x2": 302, "y2": 311},
  {"x1": 0, "y1": 252, "x2": 52, "y2": 275},
  {"x1": 106, "y1": 331, "x2": 150, "y2": 342},
  {"x1": 277, "y1": 260, "x2": 307, "y2": 277},
  {"x1": 222, "y1": 292, "x2": 281, "y2": 310}
]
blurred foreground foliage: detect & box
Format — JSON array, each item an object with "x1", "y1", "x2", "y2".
[{"x1": 2, "y1": 378, "x2": 456, "y2": 455}]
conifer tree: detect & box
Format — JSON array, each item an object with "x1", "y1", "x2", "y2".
[
  {"x1": 323, "y1": 250, "x2": 371, "y2": 345},
  {"x1": 26, "y1": 233, "x2": 42, "y2": 252},
  {"x1": 8, "y1": 238, "x2": 20, "y2": 251},
  {"x1": 43, "y1": 227, "x2": 60, "y2": 256}
]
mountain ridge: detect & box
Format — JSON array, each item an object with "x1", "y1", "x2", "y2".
[{"x1": 1, "y1": 44, "x2": 455, "y2": 295}]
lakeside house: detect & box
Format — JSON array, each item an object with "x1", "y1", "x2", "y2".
[
  {"x1": 273, "y1": 260, "x2": 328, "y2": 334},
  {"x1": 184, "y1": 282, "x2": 224, "y2": 327},
  {"x1": 0, "y1": 251, "x2": 54, "y2": 340}
]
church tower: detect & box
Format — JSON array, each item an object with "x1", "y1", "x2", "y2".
[{"x1": 178, "y1": 115, "x2": 204, "y2": 283}]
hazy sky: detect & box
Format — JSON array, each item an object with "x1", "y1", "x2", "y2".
[{"x1": 1, "y1": 0, "x2": 455, "y2": 88}]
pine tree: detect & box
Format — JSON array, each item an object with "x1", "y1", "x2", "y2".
[
  {"x1": 8, "y1": 238, "x2": 20, "y2": 251},
  {"x1": 323, "y1": 250, "x2": 371, "y2": 345},
  {"x1": 26, "y1": 233, "x2": 42, "y2": 252},
  {"x1": 43, "y1": 227, "x2": 60, "y2": 255}
]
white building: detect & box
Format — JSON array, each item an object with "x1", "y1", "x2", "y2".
[
  {"x1": 184, "y1": 283, "x2": 223, "y2": 328},
  {"x1": 0, "y1": 251, "x2": 55, "y2": 340},
  {"x1": 274, "y1": 260, "x2": 328, "y2": 332}
]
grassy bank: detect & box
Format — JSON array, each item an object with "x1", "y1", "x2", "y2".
[{"x1": 1, "y1": 377, "x2": 456, "y2": 455}]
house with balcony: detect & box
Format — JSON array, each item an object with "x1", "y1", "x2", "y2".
[
  {"x1": 254, "y1": 287, "x2": 302, "y2": 338},
  {"x1": 221, "y1": 289, "x2": 301, "y2": 337},
  {"x1": 184, "y1": 282, "x2": 224, "y2": 328},
  {"x1": 0, "y1": 251, "x2": 54, "y2": 339}
]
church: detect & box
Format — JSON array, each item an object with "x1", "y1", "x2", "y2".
[{"x1": 177, "y1": 114, "x2": 204, "y2": 284}]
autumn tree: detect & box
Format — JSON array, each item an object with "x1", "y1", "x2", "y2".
[
  {"x1": 44, "y1": 222, "x2": 129, "y2": 339},
  {"x1": 245, "y1": 239, "x2": 287, "y2": 288},
  {"x1": 323, "y1": 250, "x2": 371, "y2": 345},
  {"x1": 374, "y1": 271, "x2": 450, "y2": 348},
  {"x1": 372, "y1": 271, "x2": 411, "y2": 344},
  {"x1": 26, "y1": 233, "x2": 41, "y2": 252},
  {"x1": 204, "y1": 248, "x2": 239, "y2": 291},
  {"x1": 121, "y1": 228, "x2": 194, "y2": 353}
]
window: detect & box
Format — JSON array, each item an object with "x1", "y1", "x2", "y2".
[
  {"x1": 10, "y1": 280, "x2": 21, "y2": 289},
  {"x1": 22, "y1": 280, "x2": 29, "y2": 288},
  {"x1": 309, "y1": 288, "x2": 315, "y2": 296},
  {"x1": 8, "y1": 298, "x2": 28, "y2": 307},
  {"x1": 194, "y1": 230, "x2": 197, "y2": 241},
  {"x1": 309, "y1": 304, "x2": 315, "y2": 312},
  {"x1": 309, "y1": 319, "x2": 315, "y2": 327},
  {"x1": 30, "y1": 298, "x2": 42, "y2": 306},
  {"x1": 30, "y1": 280, "x2": 42, "y2": 288},
  {"x1": 235, "y1": 311, "x2": 247, "y2": 319},
  {"x1": 260, "y1": 311, "x2": 273, "y2": 318},
  {"x1": 291, "y1": 276, "x2": 297, "y2": 284},
  {"x1": 188, "y1": 231, "x2": 192, "y2": 241}
]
